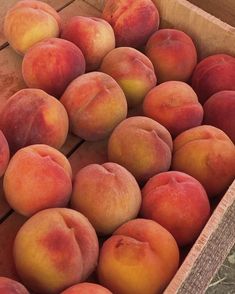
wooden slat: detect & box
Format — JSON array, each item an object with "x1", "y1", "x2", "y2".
[
  {"x1": 0, "y1": 0, "x2": 76, "y2": 49},
  {"x1": 0, "y1": 212, "x2": 27, "y2": 280},
  {"x1": 164, "y1": 180, "x2": 235, "y2": 293},
  {"x1": 86, "y1": 0, "x2": 235, "y2": 60},
  {"x1": 188, "y1": 0, "x2": 235, "y2": 27}
]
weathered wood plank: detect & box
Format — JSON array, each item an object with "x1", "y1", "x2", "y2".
[
  {"x1": 188, "y1": 0, "x2": 235, "y2": 27},
  {"x1": 164, "y1": 180, "x2": 235, "y2": 293},
  {"x1": 0, "y1": 212, "x2": 27, "y2": 280}
]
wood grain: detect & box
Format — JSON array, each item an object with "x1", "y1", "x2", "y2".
[
  {"x1": 164, "y1": 180, "x2": 235, "y2": 293},
  {"x1": 188, "y1": 0, "x2": 235, "y2": 27}
]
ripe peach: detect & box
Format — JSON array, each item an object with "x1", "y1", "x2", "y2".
[
  {"x1": 60, "y1": 72, "x2": 127, "y2": 141},
  {"x1": 0, "y1": 131, "x2": 10, "y2": 177},
  {"x1": 71, "y1": 162, "x2": 141, "y2": 235},
  {"x1": 0, "y1": 277, "x2": 29, "y2": 294},
  {"x1": 145, "y1": 28, "x2": 197, "y2": 83},
  {"x1": 143, "y1": 81, "x2": 203, "y2": 137},
  {"x1": 22, "y1": 38, "x2": 86, "y2": 97},
  {"x1": 98, "y1": 218, "x2": 179, "y2": 294},
  {"x1": 100, "y1": 47, "x2": 157, "y2": 108},
  {"x1": 203, "y1": 90, "x2": 235, "y2": 144},
  {"x1": 3, "y1": 144, "x2": 72, "y2": 216},
  {"x1": 61, "y1": 16, "x2": 115, "y2": 72},
  {"x1": 4, "y1": 0, "x2": 61, "y2": 55},
  {"x1": 13, "y1": 208, "x2": 99, "y2": 294},
  {"x1": 102, "y1": 0, "x2": 159, "y2": 48},
  {"x1": 191, "y1": 54, "x2": 235, "y2": 104},
  {"x1": 0, "y1": 88, "x2": 69, "y2": 154},
  {"x1": 172, "y1": 125, "x2": 235, "y2": 197},
  {"x1": 61, "y1": 282, "x2": 112, "y2": 294},
  {"x1": 141, "y1": 171, "x2": 210, "y2": 246},
  {"x1": 108, "y1": 116, "x2": 173, "y2": 183}
]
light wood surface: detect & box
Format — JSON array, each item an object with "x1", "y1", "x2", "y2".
[
  {"x1": 188, "y1": 0, "x2": 235, "y2": 27},
  {"x1": 0, "y1": 1, "x2": 234, "y2": 293}
]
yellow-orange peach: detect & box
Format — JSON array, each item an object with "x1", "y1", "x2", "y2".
[
  {"x1": 0, "y1": 88, "x2": 69, "y2": 154},
  {"x1": 145, "y1": 29, "x2": 197, "y2": 83},
  {"x1": 203, "y1": 90, "x2": 235, "y2": 144},
  {"x1": 3, "y1": 144, "x2": 72, "y2": 216},
  {"x1": 98, "y1": 218, "x2": 179, "y2": 294},
  {"x1": 191, "y1": 54, "x2": 235, "y2": 104},
  {"x1": 13, "y1": 208, "x2": 99, "y2": 294},
  {"x1": 100, "y1": 47, "x2": 157, "y2": 108},
  {"x1": 108, "y1": 116, "x2": 173, "y2": 183},
  {"x1": 102, "y1": 0, "x2": 159, "y2": 48},
  {"x1": 0, "y1": 277, "x2": 29, "y2": 294},
  {"x1": 172, "y1": 125, "x2": 235, "y2": 198},
  {"x1": 143, "y1": 81, "x2": 203, "y2": 137},
  {"x1": 61, "y1": 16, "x2": 115, "y2": 72},
  {"x1": 22, "y1": 38, "x2": 86, "y2": 97},
  {"x1": 60, "y1": 72, "x2": 127, "y2": 141},
  {"x1": 0, "y1": 131, "x2": 10, "y2": 177},
  {"x1": 71, "y1": 162, "x2": 141, "y2": 235},
  {"x1": 61, "y1": 282, "x2": 112, "y2": 294},
  {"x1": 141, "y1": 171, "x2": 210, "y2": 246},
  {"x1": 4, "y1": 0, "x2": 61, "y2": 55}
]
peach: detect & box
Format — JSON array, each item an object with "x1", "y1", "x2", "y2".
[
  {"x1": 0, "y1": 88, "x2": 69, "y2": 154},
  {"x1": 3, "y1": 144, "x2": 72, "y2": 217},
  {"x1": 98, "y1": 218, "x2": 179, "y2": 294},
  {"x1": 0, "y1": 131, "x2": 10, "y2": 177},
  {"x1": 4, "y1": 0, "x2": 61, "y2": 55},
  {"x1": 141, "y1": 171, "x2": 210, "y2": 246},
  {"x1": 71, "y1": 162, "x2": 141, "y2": 235},
  {"x1": 102, "y1": 0, "x2": 159, "y2": 48},
  {"x1": 145, "y1": 28, "x2": 197, "y2": 83},
  {"x1": 0, "y1": 277, "x2": 29, "y2": 294},
  {"x1": 22, "y1": 38, "x2": 86, "y2": 97},
  {"x1": 143, "y1": 81, "x2": 203, "y2": 137},
  {"x1": 191, "y1": 54, "x2": 235, "y2": 104},
  {"x1": 108, "y1": 116, "x2": 173, "y2": 183},
  {"x1": 100, "y1": 47, "x2": 157, "y2": 108},
  {"x1": 172, "y1": 125, "x2": 235, "y2": 198},
  {"x1": 203, "y1": 90, "x2": 235, "y2": 144},
  {"x1": 61, "y1": 282, "x2": 112, "y2": 294},
  {"x1": 60, "y1": 72, "x2": 127, "y2": 141},
  {"x1": 61, "y1": 16, "x2": 115, "y2": 72},
  {"x1": 13, "y1": 208, "x2": 99, "y2": 294}
]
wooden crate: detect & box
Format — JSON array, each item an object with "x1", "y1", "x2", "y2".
[{"x1": 0, "y1": 0, "x2": 234, "y2": 293}]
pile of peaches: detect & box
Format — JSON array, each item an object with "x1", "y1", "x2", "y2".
[{"x1": 0, "y1": 0, "x2": 235, "y2": 293}]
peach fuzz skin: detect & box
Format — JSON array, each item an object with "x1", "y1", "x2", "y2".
[
  {"x1": 3, "y1": 144, "x2": 72, "y2": 217},
  {"x1": 61, "y1": 282, "x2": 112, "y2": 294},
  {"x1": 143, "y1": 81, "x2": 203, "y2": 137},
  {"x1": 0, "y1": 277, "x2": 29, "y2": 294},
  {"x1": 0, "y1": 88, "x2": 69, "y2": 154},
  {"x1": 13, "y1": 208, "x2": 99, "y2": 294},
  {"x1": 191, "y1": 54, "x2": 235, "y2": 104},
  {"x1": 60, "y1": 72, "x2": 127, "y2": 141},
  {"x1": 4, "y1": 0, "x2": 61, "y2": 55},
  {"x1": 0, "y1": 130, "x2": 10, "y2": 177},
  {"x1": 145, "y1": 28, "x2": 197, "y2": 83},
  {"x1": 98, "y1": 218, "x2": 179, "y2": 294},
  {"x1": 141, "y1": 171, "x2": 210, "y2": 246},
  {"x1": 71, "y1": 162, "x2": 141, "y2": 235},
  {"x1": 102, "y1": 0, "x2": 159, "y2": 48},
  {"x1": 172, "y1": 125, "x2": 235, "y2": 198},
  {"x1": 203, "y1": 90, "x2": 235, "y2": 144},
  {"x1": 100, "y1": 47, "x2": 157, "y2": 108},
  {"x1": 22, "y1": 38, "x2": 86, "y2": 97},
  {"x1": 108, "y1": 116, "x2": 173, "y2": 184},
  {"x1": 61, "y1": 16, "x2": 115, "y2": 72}
]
